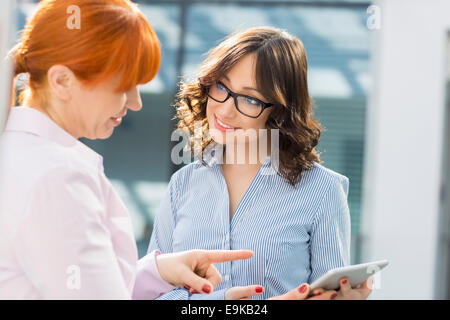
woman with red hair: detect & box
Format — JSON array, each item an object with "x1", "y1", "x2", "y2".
[{"x1": 0, "y1": 0, "x2": 254, "y2": 299}]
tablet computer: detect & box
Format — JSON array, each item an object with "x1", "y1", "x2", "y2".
[{"x1": 309, "y1": 259, "x2": 389, "y2": 294}]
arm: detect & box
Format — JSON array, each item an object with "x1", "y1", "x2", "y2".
[
  {"x1": 132, "y1": 250, "x2": 176, "y2": 300},
  {"x1": 147, "y1": 177, "x2": 226, "y2": 300},
  {"x1": 12, "y1": 167, "x2": 130, "y2": 299},
  {"x1": 137, "y1": 247, "x2": 254, "y2": 300},
  {"x1": 308, "y1": 175, "x2": 351, "y2": 284},
  {"x1": 307, "y1": 175, "x2": 372, "y2": 300}
]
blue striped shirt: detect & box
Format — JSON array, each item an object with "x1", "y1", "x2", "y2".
[{"x1": 148, "y1": 153, "x2": 350, "y2": 300}]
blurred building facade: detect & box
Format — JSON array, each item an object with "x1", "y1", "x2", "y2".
[{"x1": 363, "y1": 0, "x2": 450, "y2": 300}]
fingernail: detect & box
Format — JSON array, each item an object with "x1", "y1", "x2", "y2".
[
  {"x1": 202, "y1": 284, "x2": 211, "y2": 294},
  {"x1": 191, "y1": 289, "x2": 199, "y2": 294},
  {"x1": 330, "y1": 293, "x2": 337, "y2": 300},
  {"x1": 342, "y1": 279, "x2": 348, "y2": 285},
  {"x1": 314, "y1": 290, "x2": 321, "y2": 296},
  {"x1": 298, "y1": 284, "x2": 307, "y2": 294},
  {"x1": 256, "y1": 286, "x2": 264, "y2": 293},
  {"x1": 184, "y1": 285, "x2": 191, "y2": 290}
]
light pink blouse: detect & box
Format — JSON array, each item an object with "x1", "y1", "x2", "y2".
[{"x1": 0, "y1": 106, "x2": 175, "y2": 299}]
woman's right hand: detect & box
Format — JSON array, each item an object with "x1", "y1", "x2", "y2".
[
  {"x1": 155, "y1": 249, "x2": 253, "y2": 295},
  {"x1": 269, "y1": 283, "x2": 337, "y2": 300},
  {"x1": 225, "y1": 283, "x2": 337, "y2": 300}
]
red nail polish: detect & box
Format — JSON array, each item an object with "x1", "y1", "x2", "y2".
[
  {"x1": 256, "y1": 286, "x2": 263, "y2": 293},
  {"x1": 184, "y1": 285, "x2": 191, "y2": 290},
  {"x1": 202, "y1": 284, "x2": 211, "y2": 294},
  {"x1": 314, "y1": 291, "x2": 321, "y2": 296},
  {"x1": 298, "y1": 284, "x2": 307, "y2": 294},
  {"x1": 330, "y1": 293, "x2": 337, "y2": 300},
  {"x1": 191, "y1": 289, "x2": 199, "y2": 294},
  {"x1": 342, "y1": 279, "x2": 348, "y2": 285}
]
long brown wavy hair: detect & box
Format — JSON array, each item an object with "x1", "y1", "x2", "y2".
[{"x1": 175, "y1": 26, "x2": 323, "y2": 186}]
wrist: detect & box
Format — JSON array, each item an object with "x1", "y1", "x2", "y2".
[
  {"x1": 154, "y1": 251, "x2": 173, "y2": 286},
  {"x1": 224, "y1": 288, "x2": 231, "y2": 300}
]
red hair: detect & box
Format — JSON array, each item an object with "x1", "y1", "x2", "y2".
[{"x1": 10, "y1": 0, "x2": 160, "y2": 105}]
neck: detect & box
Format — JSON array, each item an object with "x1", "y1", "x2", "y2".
[
  {"x1": 26, "y1": 98, "x2": 80, "y2": 139},
  {"x1": 223, "y1": 132, "x2": 272, "y2": 168}
]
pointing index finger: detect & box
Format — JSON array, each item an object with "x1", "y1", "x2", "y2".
[{"x1": 204, "y1": 250, "x2": 254, "y2": 264}]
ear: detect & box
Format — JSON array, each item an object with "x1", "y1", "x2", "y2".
[{"x1": 47, "y1": 65, "x2": 75, "y2": 101}]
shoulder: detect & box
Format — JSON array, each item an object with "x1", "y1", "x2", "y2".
[
  {"x1": 34, "y1": 165, "x2": 101, "y2": 189},
  {"x1": 21, "y1": 166, "x2": 105, "y2": 216},
  {"x1": 300, "y1": 161, "x2": 349, "y2": 194},
  {"x1": 169, "y1": 159, "x2": 211, "y2": 188},
  {"x1": 0, "y1": 133, "x2": 104, "y2": 209},
  {"x1": 305, "y1": 163, "x2": 350, "y2": 225},
  {"x1": 1, "y1": 131, "x2": 103, "y2": 183}
]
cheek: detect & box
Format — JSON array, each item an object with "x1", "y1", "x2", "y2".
[
  {"x1": 71, "y1": 91, "x2": 97, "y2": 126},
  {"x1": 96, "y1": 94, "x2": 125, "y2": 123},
  {"x1": 259, "y1": 108, "x2": 272, "y2": 126},
  {"x1": 206, "y1": 100, "x2": 215, "y2": 120},
  {"x1": 241, "y1": 116, "x2": 267, "y2": 131},
  {"x1": 206, "y1": 101, "x2": 219, "y2": 130},
  {"x1": 238, "y1": 116, "x2": 270, "y2": 144},
  {"x1": 206, "y1": 102, "x2": 221, "y2": 142}
]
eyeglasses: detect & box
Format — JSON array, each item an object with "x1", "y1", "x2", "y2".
[{"x1": 206, "y1": 81, "x2": 273, "y2": 118}]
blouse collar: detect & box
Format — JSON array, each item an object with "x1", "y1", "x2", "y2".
[{"x1": 4, "y1": 106, "x2": 103, "y2": 169}]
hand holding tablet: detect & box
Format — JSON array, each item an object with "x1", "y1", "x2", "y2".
[{"x1": 308, "y1": 259, "x2": 389, "y2": 297}]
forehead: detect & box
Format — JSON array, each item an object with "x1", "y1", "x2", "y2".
[{"x1": 223, "y1": 53, "x2": 258, "y2": 89}]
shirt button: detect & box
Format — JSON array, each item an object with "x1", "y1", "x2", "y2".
[{"x1": 224, "y1": 274, "x2": 230, "y2": 281}]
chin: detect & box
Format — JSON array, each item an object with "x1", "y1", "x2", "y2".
[
  {"x1": 92, "y1": 128, "x2": 114, "y2": 140},
  {"x1": 99, "y1": 130, "x2": 114, "y2": 140},
  {"x1": 208, "y1": 124, "x2": 224, "y2": 145}
]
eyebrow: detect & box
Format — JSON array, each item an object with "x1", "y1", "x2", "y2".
[{"x1": 222, "y1": 75, "x2": 263, "y2": 97}]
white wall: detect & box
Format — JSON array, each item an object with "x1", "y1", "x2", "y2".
[
  {"x1": 361, "y1": 0, "x2": 450, "y2": 299},
  {"x1": 0, "y1": 0, "x2": 15, "y2": 132}
]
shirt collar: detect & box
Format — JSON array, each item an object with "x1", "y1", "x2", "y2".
[{"x1": 4, "y1": 106, "x2": 103, "y2": 169}]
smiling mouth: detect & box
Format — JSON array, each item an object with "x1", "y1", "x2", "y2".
[
  {"x1": 111, "y1": 111, "x2": 127, "y2": 121},
  {"x1": 214, "y1": 116, "x2": 240, "y2": 131},
  {"x1": 110, "y1": 116, "x2": 122, "y2": 126}
]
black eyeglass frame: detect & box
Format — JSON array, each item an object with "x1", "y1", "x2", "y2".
[{"x1": 205, "y1": 82, "x2": 273, "y2": 119}]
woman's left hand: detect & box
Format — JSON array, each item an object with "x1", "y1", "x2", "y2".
[
  {"x1": 332, "y1": 276, "x2": 374, "y2": 300},
  {"x1": 155, "y1": 249, "x2": 254, "y2": 295}
]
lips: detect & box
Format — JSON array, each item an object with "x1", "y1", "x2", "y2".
[
  {"x1": 214, "y1": 115, "x2": 239, "y2": 132},
  {"x1": 110, "y1": 111, "x2": 126, "y2": 126},
  {"x1": 113, "y1": 111, "x2": 127, "y2": 119},
  {"x1": 110, "y1": 117, "x2": 122, "y2": 126}
]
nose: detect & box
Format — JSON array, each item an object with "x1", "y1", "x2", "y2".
[
  {"x1": 125, "y1": 86, "x2": 143, "y2": 112},
  {"x1": 215, "y1": 95, "x2": 237, "y2": 118}
]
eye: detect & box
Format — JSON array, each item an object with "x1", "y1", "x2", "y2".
[
  {"x1": 245, "y1": 96, "x2": 263, "y2": 106},
  {"x1": 217, "y1": 82, "x2": 227, "y2": 92}
]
